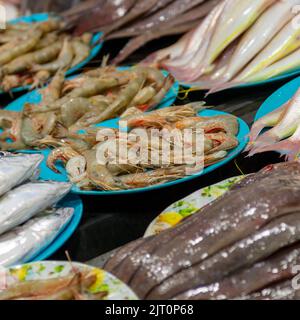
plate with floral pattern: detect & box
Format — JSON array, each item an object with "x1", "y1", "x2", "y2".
[
  {"x1": 0, "y1": 261, "x2": 138, "y2": 300},
  {"x1": 144, "y1": 176, "x2": 244, "y2": 237}
]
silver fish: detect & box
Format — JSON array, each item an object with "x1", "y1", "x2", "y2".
[
  {"x1": 0, "y1": 153, "x2": 44, "y2": 197},
  {"x1": 0, "y1": 207, "x2": 74, "y2": 267},
  {"x1": 0, "y1": 181, "x2": 72, "y2": 235}
]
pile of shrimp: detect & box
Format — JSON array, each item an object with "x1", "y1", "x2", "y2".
[
  {"x1": 0, "y1": 18, "x2": 93, "y2": 92},
  {"x1": 42, "y1": 104, "x2": 239, "y2": 191},
  {"x1": 0, "y1": 268, "x2": 108, "y2": 300},
  {"x1": 0, "y1": 66, "x2": 174, "y2": 151}
]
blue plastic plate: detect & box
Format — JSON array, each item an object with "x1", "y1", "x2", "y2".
[
  {"x1": 255, "y1": 76, "x2": 300, "y2": 121},
  {"x1": 13, "y1": 110, "x2": 249, "y2": 195},
  {"x1": 182, "y1": 67, "x2": 300, "y2": 91},
  {"x1": 5, "y1": 68, "x2": 179, "y2": 117},
  {"x1": 28, "y1": 194, "x2": 83, "y2": 263},
  {"x1": 2, "y1": 13, "x2": 103, "y2": 94}
]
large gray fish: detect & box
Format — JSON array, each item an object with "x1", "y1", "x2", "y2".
[
  {"x1": 174, "y1": 243, "x2": 300, "y2": 300},
  {"x1": 0, "y1": 207, "x2": 74, "y2": 267},
  {"x1": 0, "y1": 181, "x2": 71, "y2": 235},
  {"x1": 0, "y1": 153, "x2": 43, "y2": 197},
  {"x1": 105, "y1": 162, "x2": 300, "y2": 299},
  {"x1": 150, "y1": 212, "x2": 300, "y2": 299}
]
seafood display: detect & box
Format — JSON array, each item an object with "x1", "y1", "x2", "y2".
[
  {"x1": 2, "y1": 0, "x2": 300, "y2": 302},
  {"x1": 145, "y1": 0, "x2": 300, "y2": 90},
  {"x1": 0, "y1": 16, "x2": 96, "y2": 92},
  {"x1": 0, "y1": 66, "x2": 176, "y2": 152},
  {"x1": 105, "y1": 162, "x2": 300, "y2": 300},
  {"x1": 31, "y1": 104, "x2": 239, "y2": 192},
  {"x1": 248, "y1": 86, "x2": 300, "y2": 160},
  {"x1": 61, "y1": 0, "x2": 221, "y2": 64},
  {"x1": 0, "y1": 208, "x2": 74, "y2": 267},
  {"x1": 0, "y1": 261, "x2": 138, "y2": 300}
]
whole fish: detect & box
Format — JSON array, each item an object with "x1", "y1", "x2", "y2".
[
  {"x1": 0, "y1": 207, "x2": 74, "y2": 267},
  {"x1": 202, "y1": 0, "x2": 276, "y2": 72},
  {"x1": 0, "y1": 153, "x2": 43, "y2": 197},
  {"x1": 0, "y1": 181, "x2": 71, "y2": 235},
  {"x1": 221, "y1": 0, "x2": 299, "y2": 82},
  {"x1": 163, "y1": 1, "x2": 226, "y2": 81},
  {"x1": 247, "y1": 102, "x2": 289, "y2": 150},
  {"x1": 106, "y1": 162, "x2": 300, "y2": 299},
  {"x1": 174, "y1": 243, "x2": 300, "y2": 300},
  {"x1": 149, "y1": 212, "x2": 300, "y2": 299},
  {"x1": 244, "y1": 47, "x2": 300, "y2": 83},
  {"x1": 245, "y1": 280, "x2": 300, "y2": 300},
  {"x1": 235, "y1": 13, "x2": 300, "y2": 82},
  {"x1": 248, "y1": 88, "x2": 300, "y2": 157}
]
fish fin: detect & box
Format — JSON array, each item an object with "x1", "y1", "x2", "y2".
[
  {"x1": 248, "y1": 139, "x2": 300, "y2": 162},
  {"x1": 205, "y1": 80, "x2": 246, "y2": 96}
]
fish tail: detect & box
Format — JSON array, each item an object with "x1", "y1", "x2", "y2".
[
  {"x1": 247, "y1": 139, "x2": 300, "y2": 161},
  {"x1": 205, "y1": 80, "x2": 246, "y2": 96}
]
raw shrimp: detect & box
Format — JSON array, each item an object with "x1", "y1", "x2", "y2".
[
  {"x1": 129, "y1": 86, "x2": 157, "y2": 108},
  {"x1": 47, "y1": 146, "x2": 81, "y2": 173},
  {"x1": 21, "y1": 113, "x2": 57, "y2": 147},
  {"x1": 1, "y1": 75, "x2": 23, "y2": 91},
  {"x1": 60, "y1": 97, "x2": 92, "y2": 128},
  {"x1": 30, "y1": 70, "x2": 51, "y2": 89},
  {"x1": 24, "y1": 71, "x2": 65, "y2": 114},
  {"x1": 84, "y1": 150, "x2": 125, "y2": 191},
  {"x1": 0, "y1": 28, "x2": 43, "y2": 66},
  {"x1": 0, "y1": 270, "x2": 98, "y2": 300},
  {"x1": 0, "y1": 111, "x2": 26, "y2": 150},
  {"x1": 119, "y1": 166, "x2": 188, "y2": 189},
  {"x1": 2, "y1": 42, "x2": 62, "y2": 75},
  {"x1": 205, "y1": 133, "x2": 239, "y2": 154},
  {"x1": 33, "y1": 38, "x2": 74, "y2": 74},
  {"x1": 146, "y1": 75, "x2": 175, "y2": 111},
  {"x1": 36, "y1": 19, "x2": 62, "y2": 34},
  {"x1": 134, "y1": 66, "x2": 165, "y2": 89},
  {"x1": 27, "y1": 77, "x2": 121, "y2": 114},
  {"x1": 81, "y1": 75, "x2": 146, "y2": 123},
  {"x1": 71, "y1": 39, "x2": 91, "y2": 67},
  {"x1": 66, "y1": 155, "x2": 90, "y2": 187},
  {"x1": 81, "y1": 33, "x2": 93, "y2": 45},
  {"x1": 125, "y1": 104, "x2": 199, "y2": 129},
  {"x1": 175, "y1": 115, "x2": 239, "y2": 135},
  {"x1": 38, "y1": 135, "x2": 92, "y2": 154},
  {"x1": 69, "y1": 103, "x2": 109, "y2": 131},
  {"x1": 121, "y1": 107, "x2": 143, "y2": 119},
  {"x1": 35, "y1": 32, "x2": 59, "y2": 50}
]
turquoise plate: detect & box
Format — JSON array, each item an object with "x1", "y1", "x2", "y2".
[
  {"x1": 26, "y1": 194, "x2": 83, "y2": 263},
  {"x1": 11, "y1": 110, "x2": 249, "y2": 196},
  {"x1": 2, "y1": 13, "x2": 103, "y2": 94},
  {"x1": 255, "y1": 76, "x2": 300, "y2": 121}
]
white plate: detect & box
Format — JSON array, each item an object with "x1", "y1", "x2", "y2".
[
  {"x1": 144, "y1": 176, "x2": 244, "y2": 237},
  {"x1": 1, "y1": 261, "x2": 138, "y2": 300}
]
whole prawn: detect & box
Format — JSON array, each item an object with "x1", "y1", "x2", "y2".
[{"x1": 33, "y1": 38, "x2": 74, "y2": 74}]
